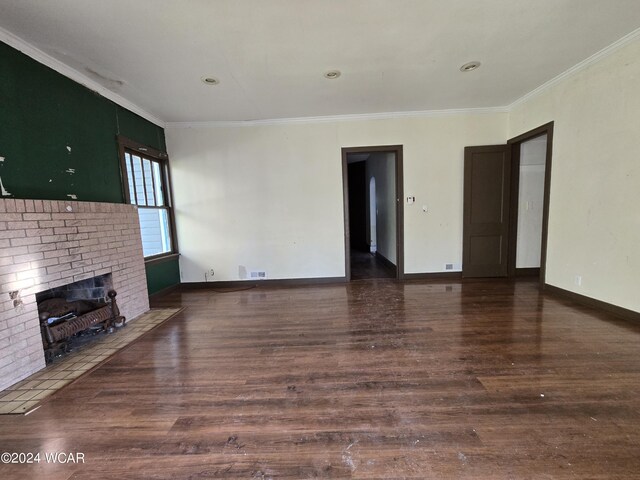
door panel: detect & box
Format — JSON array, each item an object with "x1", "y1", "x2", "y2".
[{"x1": 463, "y1": 145, "x2": 511, "y2": 277}]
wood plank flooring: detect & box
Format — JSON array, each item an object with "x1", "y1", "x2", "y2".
[
  {"x1": 1, "y1": 279, "x2": 639, "y2": 479},
  {"x1": 350, "y1": 250, "x2": 395, "y2": 280}
]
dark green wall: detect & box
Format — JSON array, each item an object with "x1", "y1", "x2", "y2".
[
  {"x1": 1, "y1": 40, "x2": 180, "y2": 295},
  {"x1": 146, "y1": 258, "x2": 181, "y2": 295},
  {"x1": 0, "y1": 41, "x2": 165, "y2": 203}
]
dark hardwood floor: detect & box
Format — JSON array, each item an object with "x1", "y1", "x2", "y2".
[
  {"x1": 350, "y1": 249, "x2": 395, "y2": 280},
  {"x1": 1, "y1": 279, "x2": 640, "y2": 479}
]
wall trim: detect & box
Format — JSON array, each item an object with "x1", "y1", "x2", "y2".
[
  {"x1": 404, "y1": 272, "x2": 462, "y2": 280},
  {"x1": 545, "y1": 284, "x2": 640, "y2": 323},
  {"x1": 4, "y1": 21, "x2": 639, "y2": 129},
  {"x1": 148, "y1": 283, "x2": 181, "y2": 300},
  {"x1": 375, "y1": 252, "x2": 397, "y2": 275},
  {"x1": 0, "y1": 26, "x2": 165, "y2": 128},
  {"x1": 182, "y1": 277, "x2": 347, "y2": 289},
  {"x1": 506, "y1": 121, "x2": 554, "y2": 286},
  {"x1": 165, "y1": 107, "x2": 509, "y2": 129},
  {"x1": 508, "y1": 26, "x2": 640, "y2": 110},
  {"x1": 144, "y1": 253, "x2": 180, "y2": 267},
  {"x1": 342, "y1": 145, "x2": 404, "y2": 281},
  {"x1": 164, "y1": 27, "x2": 640, "y2": 128}
]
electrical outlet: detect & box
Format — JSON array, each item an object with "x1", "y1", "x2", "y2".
[{"x1": 575, "y1": 275, "x2": 582, "y2": 286}]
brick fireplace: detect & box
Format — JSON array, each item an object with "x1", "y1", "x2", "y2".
[{"x1": 0, "y1": 199, "x2": 149, "y2": 391}]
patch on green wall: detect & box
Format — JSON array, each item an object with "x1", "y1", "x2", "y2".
[{"x1": 0, "y1": 41, "x2": 166, "y2": 203}]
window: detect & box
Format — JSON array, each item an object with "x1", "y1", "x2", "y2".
[{"x1": 118, "y1": 136, "x2": 177, "y2": 259}]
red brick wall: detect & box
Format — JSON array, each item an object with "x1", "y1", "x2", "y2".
[{"x1": 0, "y1": 199, "x2": 149, "y2": 391}]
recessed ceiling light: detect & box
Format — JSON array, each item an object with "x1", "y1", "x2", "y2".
[
  {"x1": 460, "y1": 61, "x2": 481, "y2": 72},
  {"x1": 324, "y1": 70, "x2": 341, "y2": 79},
  {"x1": 201, "y1": 76, "x2": 220, "y2": 85}
]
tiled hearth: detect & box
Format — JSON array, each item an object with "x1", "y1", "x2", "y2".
[
  {"x1": 0, "y1": 308, "x2": 181, "y2": 414},
  {"x1": 0, "y1": 199, "x2": 150, "y2": 391}
]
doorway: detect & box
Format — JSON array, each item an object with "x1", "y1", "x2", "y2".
[
  {"x1": 342, "y1": 146, "x2": 404, "y2": 281},
  {"x1": 509, "y1": 134, "x2": 547, "y2": 277},
  {"x1": 507, "y1": 123, "x2": 553, "y2": 283},
  {"x1": 462, "y1": 122, "x2": 553, "y2": 284}
]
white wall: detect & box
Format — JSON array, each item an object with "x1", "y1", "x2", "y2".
[
  {"x1": 367, "y1": 176, "x2": 376, "y2": 251},
  {"x1": 167, "y1": 113, "x2": 508, "y2": 282},
  {"x1": 516, "y1": 136, "x2": 546, "y2": 268},
  {"x1": 365, "y1": 152, "x2": 396, "y2": 264},
  {"x1": 166, "y1": 35, "x2": 640, "y2": 314},
  {"x1": 509, "y1": 36, "x2": 640, "y2": 312}
]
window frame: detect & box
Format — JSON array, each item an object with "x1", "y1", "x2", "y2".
[{"x1": 117, "y1": 135, "x2": 179, "y2": 263}]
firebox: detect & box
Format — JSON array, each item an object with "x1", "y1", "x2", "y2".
[{"x1": 35, "y1": 274, "x2": 125, "y2": 363}]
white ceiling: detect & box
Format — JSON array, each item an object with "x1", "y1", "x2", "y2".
[{"x1": 1, "y1": 0, "x2": 640, "y2": 124}]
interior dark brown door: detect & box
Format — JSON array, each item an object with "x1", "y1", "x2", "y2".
[{"x1": 463, "y1": 145, "x2": 511, "y2": 277}]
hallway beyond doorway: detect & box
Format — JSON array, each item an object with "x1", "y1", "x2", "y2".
[
  {"x1": 350, "y1": 249, "x2": 395, "y2": 280},
  {"x1": 342, "y1": 145, "x2": 404, "y2": 281}
]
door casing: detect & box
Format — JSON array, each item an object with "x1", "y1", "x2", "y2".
[
  {"x1": 507, "y1": 122, "x2": 554, "y2": 286},
  {"x1": 462, "y1": 122, "x2": 554, "y2": 284},
  {"x1": 341, "y1": 145, "x2": 404, "y2": 281}
]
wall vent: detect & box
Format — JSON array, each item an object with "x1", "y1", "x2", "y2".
[
  {"x1": 445, "y1": 263, "x2": 454, "y2": 270},
  {"x1": 250, "y1": 271, "x2": 267, "y2": 280}
]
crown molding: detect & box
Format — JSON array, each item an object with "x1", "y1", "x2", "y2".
[
  {"x1": 3, "y1": 22, "x2": 639, "y2": 129},
  {"x1": 166, "y1": 27, "x2": 640, "y2": 129},
  {"x1": 0, "y1": 26, "x2": 165, "y2": 128},
  {"x1": 165, "y1": 106, "x2": 510, "y2": 129},
  {"x1": 508, "y1": 26, "x2": 640, "y2": 110}
]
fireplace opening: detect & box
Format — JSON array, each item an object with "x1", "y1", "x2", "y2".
[{"x1": 36, "y1": 274, "x2": 126, "y2": 364}]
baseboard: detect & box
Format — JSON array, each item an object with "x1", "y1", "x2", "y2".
[
  {"x1": 403, "y1": 271, "x2": 462, "y2": 280},
  {"x1": 181, "y1": 276, "x2": 347, "y2": 289},
  {"x1": 374, "y1": 252, "x2": 397, "y2": 274},
  {"x1": 545, "y1": 284, "x2": 640, "y2": 323},
  {"x1": 148, "y1": 283, "x2": 180, "y2": 299},
  {"x1": 516, "y1": 267, "x2": 540, "y2": 277}
]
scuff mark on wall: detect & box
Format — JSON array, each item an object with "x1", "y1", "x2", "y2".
[
  {"x1": 65, "y1": 168, "x2": 76, "y2": 174},
  {"x1": 0, "y1": 176, "x2": 12, "y2": 196},
  {"x1": 66, "y1": 194, "x2": 78, "y2": 200}
]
